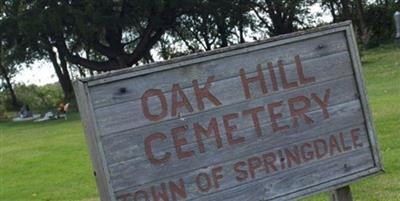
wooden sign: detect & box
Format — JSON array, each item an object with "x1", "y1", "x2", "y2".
[{"x1": 74, "y1": 21, "x2": 383, "y2": 201}]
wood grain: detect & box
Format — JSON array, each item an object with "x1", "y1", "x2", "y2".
[
  {"x1": 114, "y1": 125, "x2": 374, "y2": 200},
  {"x1": 110, "y1": 100, "x2": 366, "y2": 192},
  {"x1": 73, "y1": 22, "x2": 382, "y2": 201},
  {"x1": 102, "y1": 76, "x2": 358, "y2": 166},
  {"x1": 94, "y1": 51, "x2": 353, "y2": 136},
  {"x1": 73, "y1": 81, "x2": 116, "y2": 201},
  {"x1": 89, "y1": 32, "x2": 347, "y2": 109}
]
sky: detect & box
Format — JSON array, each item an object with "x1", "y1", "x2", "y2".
[
  {"x1": 14, "y1": 60, "x2": 58, "y2": 86},
  {"x1": 14, "y1": 4, "x2": 332, "y2": 86}
]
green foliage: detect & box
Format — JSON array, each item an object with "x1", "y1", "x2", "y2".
[
  {"x1": 0, "y1": 0, "x2": 204, "y2": 71},
  {"x1": 252, "y1": 0, "x2": 318, "y2": 36},
  {"x1": 0, "y1": 83, "x2": 64, "y2": 112},
  {"x1": 164, "y1": 0, "x2": 253, "y2": 57},
  {"x1": 321, "y1": 0, "x2": 400, "y2": 48},
  {"x1": 363, "y1": 3, "x2": 399, "y2": 48}
]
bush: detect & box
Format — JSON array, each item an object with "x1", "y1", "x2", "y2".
[
  {"x1": 364, "y1": 3, "x2": 399, "y2": 48},
  {"x1": 0, "y1": 83, "x2": 64, "y2": 113}
]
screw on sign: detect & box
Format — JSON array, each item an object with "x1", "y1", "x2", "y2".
[{"x1": 395, "y1": 11, "x2": 400, "y2": 39}]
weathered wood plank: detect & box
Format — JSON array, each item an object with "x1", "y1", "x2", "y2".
[
  {"x1": 94, "y1": 51, "x2": 353, "y2": 136},
  {"x1": 114, "y1": 126, "x2": 374, "y2": 200},
  {"x1": 345, "y1": 25, "x2": 383, "y2": 170},
  {"x1": 109, "y1": 100, "x2": 365, "y2": 191},
  {"x1": 104, "y1": 98, "x2": 361, "y2": 168},
  {"x1": 102, "y1": 76, "x2": 358, "y2": 166},
  {"x1": 89, "y1": 32, "x2": 347, "y2": 109},
  {"x1": 73, "y1": 81, "x2": 116, "y2": 201},
  {"x1": 196, "y1": 149, "x2": 373, "y2": 201}
]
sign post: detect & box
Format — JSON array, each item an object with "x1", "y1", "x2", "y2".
[
  {"x1": 74, "y1": 21, "x2": 383, "y2": 201},
  {"x1": 330, "y1": 186, "x2": 353, "y2": 201}
]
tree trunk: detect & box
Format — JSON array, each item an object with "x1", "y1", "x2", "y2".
[
  {"x1": 239, "y1": 22, "x2": 245, "y2": 43},
  {"x1": 329, "y1": 0, "x2": 338, "y2": 22},
  {"x1": 0, "y1": 66, "x2": 19, "y2": 109},
  {"x1": 355, "y1": 0, "x2": 369, "y2": 46},
  {"x1": 47, "y1": 48, "x2": 74, "y2": 101},
  {"x1": 216, "y1": 19, "x2": 229, "y2": 47},
  {"x1": 58, "y1": 51, "x2": 75, "y2": 100},
  {"x1": 340, "y1": 0, "x2": 351, "y2": 20},
  {"x1": 265, "y1": 1, "x2": 296, "y2": 36}
]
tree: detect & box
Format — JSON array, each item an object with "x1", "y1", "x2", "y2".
[
  {"x1": 354, "y1": 0, "x2": 369, "y2": 46},
  {"x1": 1, "y1": 1, "x2": 75, "y2": 100},
  {"x1": 321, "y1": 0, "x2": 353, "y2": 22},
  {"x1": 340, "y1": 0, "x2": 352, "y2": 20},
  {"x1": 171, "y1": 0, "x2": 253, "y2": 54},
  {"x1": 363, "y1": 1, "x2": 400, "y2": 47},
  {"x1": 2, "y1": 0, "x2": 255, "y2": 100},
  {"x1": 2, "y1": 0, "x2": 199, "y2": 71},
  {"x1": 251, "y1": 0, "x2": 317, "y2": 36},
  {"x1": 0, "y1": 43, "x2": 20, "y2": 109},
  {"x1": 174, "y1": 12, "x2": 218, "y2": 52},
  {"x1": 44, "y1": 42, "x2": 75, "y2": 101},
  {"x1": 321, "y1": 0, "x2": 400, "y2": 47},
  {"x1": 321, "y1": 0, "x2": 340, "y2": 22}
]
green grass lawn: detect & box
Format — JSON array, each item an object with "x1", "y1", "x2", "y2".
[
  {"x1": 1, "y1": 43, "x2": 399, "y2": 201},
  {"x1": 0, "y1": 113, "x2": 98, "y2": 201}
]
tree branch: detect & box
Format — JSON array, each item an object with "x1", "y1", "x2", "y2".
[
  {"x1": 250, "y1": 5, "x2": 273, "y2": 31},
  {"x1": 54, "y1": 35, "x2": 123, "y2": 71},
  {"x1": 173, "y1": 27, "x2": 197, "y2": 53}
]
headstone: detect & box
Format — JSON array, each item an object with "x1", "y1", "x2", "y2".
[{"x1": 395, "y1": 11, "x2": 400, "y2": 39}]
